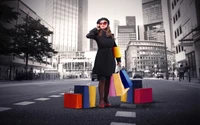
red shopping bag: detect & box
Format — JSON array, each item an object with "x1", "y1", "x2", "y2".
[
  {"x1": 134, "y1": 88, "x2": 153, "y2": 104},
  {"x1": 64, "y1": 93, "x2": 82, "y2": 109}
]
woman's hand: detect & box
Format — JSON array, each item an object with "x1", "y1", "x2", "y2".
[
  {"x1": 117, "y1": 62, "x2": 121, "y2": 67},
  {"x1": 96, "y1": 24, "x2": 100, "y2": 30}
]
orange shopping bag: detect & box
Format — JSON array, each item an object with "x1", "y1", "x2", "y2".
[
  {"x1": 113, "y1": 46, "x2": 121, "y2": 58},
  {"x1": 113, "y1": 73, "x2": 129, "y2": 96}
]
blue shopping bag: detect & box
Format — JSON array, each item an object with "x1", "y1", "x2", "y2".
[
  {"x1": 127, "y1": 85, "x2": 134, "y2": 103},
  {"x1": 74, "y1": 85, "x2": 90, "y2": 108},
  {"x1": 120, "y1": 69, "x2": 132, "y2": 88}
]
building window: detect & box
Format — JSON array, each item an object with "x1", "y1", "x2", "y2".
[
  {"x1": 173, "y1": 17, "x2": 175, "y2": 24},
  {"x1": 172, "y1": 2, "x2": 174, "y2": 9},
  {"x1": 179, "y1": 26, "x2": 182, "y2": 34},
  {"x1": 182, "y1": 46, "x2": 184, "y2": 51},
  {"x1": 177, "y1": 29, "x2": 179, "y2": 36},
  {"x1": 174, "y1": 31, "x2": 177, "y2": 38},
  {"x1": 178, "y1": 9, "x2": 180, "y2": 17},
  {"x1": 174, "y1": 0, "x2": 176, "y2": 5},
  {"x1": 178, "y1": 45, "x2": 181, "y2": 52}
]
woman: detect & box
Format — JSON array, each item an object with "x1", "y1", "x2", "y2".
[{"x1": 86, "y1": 17, "x2": 121, "y2": 108}]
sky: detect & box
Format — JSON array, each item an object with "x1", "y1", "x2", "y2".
[{"x1": 22, "y1": 0, "x2": 144, "y2": 32}]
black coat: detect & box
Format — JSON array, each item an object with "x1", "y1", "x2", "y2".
[{"x1": 86, "y1": 28, "x2": 121, "y2": 77}]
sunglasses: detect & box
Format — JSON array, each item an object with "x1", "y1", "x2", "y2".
[{"x1": 99, "y1": 21, "x2": 107, "y2": 25}]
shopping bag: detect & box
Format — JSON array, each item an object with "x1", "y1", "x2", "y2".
[
  {"x1": 113, "y1": 73, "x2": 129, "y2": 96},
  {"x1": 120, "y1": 92, "x2": 127, "y2": 102},
  {"x1": 120, "y1": 69, "x2": 132, "y2": 88},
  {"x1": 132, "y1": 79, "x2": 143, "y2": 89},
  {"x1": 89, "y1": 86, "x2": 96, "y2": 108},
  {"x1": 113, "y1": 46, "x2": 121, "y2": 58},
  {"x1": 74, "y1": 85, "x2": 90, "y2": 108},
  {"x1": 126, "y1": 85, "x2": 134, "y2": 103},
  {"x1": 64, "y1": 93, "x2": 82, "y2": 109},
  {"x1": 134, "y1": 88, "x2": 153, "y2": 104},
  {"x1": 109, "y1": 75, "x2": 116, "y2": 96}
]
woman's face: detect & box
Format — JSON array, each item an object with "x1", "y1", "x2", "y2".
[{"x1": 99, "y1": 20, "x2": 108, "y2": 30}]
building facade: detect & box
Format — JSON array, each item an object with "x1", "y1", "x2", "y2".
[
  {"x1": 117, "y1": 16, "x2": 137, "y2": 67},
  {"x1": 142, "y1": 0, "x2": 174, "y2": 51},
  {"x1": 45, "y1": 0, "x2": 79, "y2": 52},
  {"x1": 125, "y1": 40, "x2": 175, "y2": 77},
  {"x1": 0, "y1": 0, "x2": 53, "y2": 80},
  {"x1": 78, "y1": 0, "x2": 88, "y2": 51},
  {"x1": 170, "y1": 0, "x2": 200, "y2": 79}
]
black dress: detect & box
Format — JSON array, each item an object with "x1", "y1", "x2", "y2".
[{"x1": 86, "y1": 28, "x2": 121, "y2": 78}]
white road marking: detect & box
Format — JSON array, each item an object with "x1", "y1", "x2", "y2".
[
  {"x1": 14, "y1": 101, "x2": 35, "y2": 106},
  {"x1": 110, "y1": 122, "x2": 136, "y2": 125},
  {"x1": 120, "y1": 104, "x2": 136, "y2": 108},
  {"x1": 35, "y1": 98, "x2": 50, "y2": 101},
  {"x1": 0, "y1": 107, "x2": 12, "y2": 112},
  {"x1": 60, "y1": 93, "x2": 65, "y2": 95},
  {"x1": 115, "y1": 111, "x2": 136, "y2": 118},
  {"x1": 49, "y1": 95, "x2": 61, "y2": 98},
  {"x1": 45, "y1": 90, "x2": 61, "y2": 94}
]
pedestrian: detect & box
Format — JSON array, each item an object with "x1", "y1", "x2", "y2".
[
  {"x1": 178, "y1": 64, "x2": 185, "y2": 81},
  {"x1": 86, "y1": 17, "x2": 121, "y2": 108},
  {"x1": 184, "y1": 63, "x2": 191, "y2": 82}
]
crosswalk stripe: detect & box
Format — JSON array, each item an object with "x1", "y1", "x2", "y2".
[
  {"x1": 14, "y1": 101, "x2": 35, "y2": 106},
  {"x1": 115, "y1": 111, "x2": 136, "y2": 118},
  {"x1": 35, "y1": 98, "x2": 50, "y2": 101},
  {"x1": 0, "y1": 107, "x2": 12, "y2": 112},
  {"x1": 120, "y1": 104, "x2": 136, "y2": 108},
  {"x1": 49, "y1": 95, "x2": 61, "y2": 98},
  {"x1": 110, "y1": 122, "x2": 136, "y2": 125}
]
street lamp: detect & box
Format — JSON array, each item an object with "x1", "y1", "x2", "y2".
[{"x1": 156, "y1": 29, "x2": 169, "y2": 80}]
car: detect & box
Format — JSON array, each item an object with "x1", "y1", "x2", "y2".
[
  {"x1": 133, "y1": 74, "x2": 143, "y2": 79},
  {"x1": 91, "y1": 73, "x2": 97, "y2": 81},
  {"x1": 156, "y1": 73, "x2": 164, "y2": 78}
]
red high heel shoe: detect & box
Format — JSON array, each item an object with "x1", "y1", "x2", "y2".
[
  {"x1": 105, "y1": 103, "x2": 111, "y2": 107},
  {"x1": 99, "y1": 103, "x2": 105, "y2": 108}
]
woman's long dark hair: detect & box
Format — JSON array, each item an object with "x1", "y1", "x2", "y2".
[{"x1": 98, "y1": 25, "x2": 114, "y2": 39}]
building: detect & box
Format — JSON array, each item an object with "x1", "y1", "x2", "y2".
[
  {"x1": 170, "y1": 0, "x2": 200, "y2": 79},
  {"x1": 113, "y1": 20, "x2": 120, "y2": 43},
  {"x1": 78, "y1": 0, "x2": 88, "y2": 51},
  {"x1": 126, "y1": 16, "x2": 136, "y2": 26},
  {"x1": 0, "y1": 0, "x2": 53, "y2": 80},
  {"x1": 125, "y1": 40, "x2": 175, "y2": 77},
  {"x1": 142, "y1": 0, "x2": 174, "y2": 51},
  {"x1": 117, "y1": 16, "x2": 137, "y2": 67},
  {"x1": 90, "y1": 39, "x2": 97, "y2": 51},
  {"x1": 45, "y1": 0, "x2": 88, "y2": 52}
]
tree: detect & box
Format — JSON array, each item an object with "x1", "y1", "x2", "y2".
[
  {"x1": 13, "y1": 15, "x2": 57, "y2": 76},
  {"x1": 0, "y1": 3, "x2": 19, "y2": 55}
]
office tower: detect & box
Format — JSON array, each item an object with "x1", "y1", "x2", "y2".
[
  {"x1": 113, "y1": 20, "x2": 120, "y2": 40},
  {"x1": 142, "y1": 0, "x2": 173, "y2": 51},
  {"x1": 118, "y1": 16, "x2": 137, "y2": 67},
  {"x1": 45, "y1": 0, "x2": 88, "y2": 52},
  {"x1": 90, "y1": 39, "x2": 97, "y2": 51},
  {"x1": 78, "y1": 0, "x2": 88, "y2": 51},
  {"x1": 126, "y1": 16, "x2": 136, "y2": 26}
]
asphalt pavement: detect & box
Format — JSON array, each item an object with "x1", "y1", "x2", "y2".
[{"x1": 0, "y1": 78, "x2": 200, "y2": 125}]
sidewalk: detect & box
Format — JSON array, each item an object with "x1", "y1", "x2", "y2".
[{"x1": 167, "y1": 77, "x2": 200, "y2": 84}]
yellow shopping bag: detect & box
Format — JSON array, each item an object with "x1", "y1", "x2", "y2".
[
  {"x1": 120, "y1": 92, "x2": 127, "y2": 102},
  {"x1": 113, "y1": 73, "x2": 129, "y2": 96},
  {"x1": 89, "y1": 86, "x2": 96, "y2": 108},
  {"x1": 113, "y1": 46, "x2": 121, "y2": 58}
]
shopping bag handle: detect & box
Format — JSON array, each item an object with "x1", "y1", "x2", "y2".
[{"x1": 115, "y1": 65, "x2": 121, "y2": 73}]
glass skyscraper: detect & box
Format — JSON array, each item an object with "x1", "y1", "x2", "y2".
[{"x1": 45, "y1": 0, "x2": 88, "y2": 52}]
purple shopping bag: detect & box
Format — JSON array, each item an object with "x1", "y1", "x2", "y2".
[{"x1": 108, "y1": 75, "x2": 116, "y2": 96}]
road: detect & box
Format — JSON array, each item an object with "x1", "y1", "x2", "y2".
[{"x1": 0, "y1": 78, "x2": 200, "y2": 125}]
